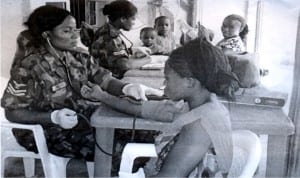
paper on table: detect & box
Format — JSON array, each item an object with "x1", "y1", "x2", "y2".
[{"x1": 141, "y1": 55, "x2": 169, "y2": 70}]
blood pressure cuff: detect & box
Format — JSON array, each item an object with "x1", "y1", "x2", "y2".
[{"x1": 141, "y1": 100, "x2": 188, "y2": 122}]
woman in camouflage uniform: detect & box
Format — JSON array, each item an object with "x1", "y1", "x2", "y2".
[
  {"x1": 1, "y1": 5, "x2": 162, "y2": 162},
  {"x1": 81, "y1": 0, "x2": 152, "y2": 79}
]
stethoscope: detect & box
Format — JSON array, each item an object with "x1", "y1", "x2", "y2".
[
  {"x1": 44, "y1": 36, "x2": 90, "y2": 99},
  {"x1": 106, "y1": 23, "x2": 134, "y2": 55},
  {"x1": 120, "y1": 32, "x2": 134, "y2": 55},
  {"x1": 44, "y1": 36, "x2": 139, "y2": 156}
]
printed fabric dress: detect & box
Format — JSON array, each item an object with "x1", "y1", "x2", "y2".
[{"x1": 216, "y1": 36, "x2": 246, "y2": 53}]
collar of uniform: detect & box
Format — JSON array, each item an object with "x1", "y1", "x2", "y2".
[{"x1": 106, "y1": 23, "x2": 121, "y2": 38}]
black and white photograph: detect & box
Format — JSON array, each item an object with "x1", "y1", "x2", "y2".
[{"x1": 1, "y1": 0, "x2": 300, "y2": 177}]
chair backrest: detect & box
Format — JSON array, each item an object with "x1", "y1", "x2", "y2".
[
  {"x1": 1, "y1": 103, "x2": 94, "y2": 178},
  {"x1": 0, "y1": 106, "x2": 52, "y2": 176},
  {"x1": 117, "y1": 130, "x2": 261, "y2": 178},
  {"x1": 1, "y1": 107, "x2": 95, "y2": 178},
  {"x1": 119, "y1": 143, "x2": 157, "y2": 178},
  {"x1": 228, "y1": 130, "x2": 262, "y2": 178}
]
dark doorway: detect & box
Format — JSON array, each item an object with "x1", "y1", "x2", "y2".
[{"x1": 70, "y1": 0, "x2": 85, "y2": 28}]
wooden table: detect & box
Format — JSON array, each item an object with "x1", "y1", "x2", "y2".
[
  {"x1": 91, "y1": 102, "x2": 294, "y2": 177},
  {"x1": 91, "y1": 67, "x2": 295, "y2": 177}
]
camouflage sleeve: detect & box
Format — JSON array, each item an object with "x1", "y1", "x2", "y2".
[
  {"x1": 11, "y1": 30, "x2": 34, "y2": 76},
  {"x1": 80, "y1": 22, "x2": 95, "y2": 47},
  {"x1": 1, "y1": 56, "x2": 36, "y2": 110},
  {"x1": 87, "y1": 55, "x2": 127, "y2": 96},
  {"x1": 90, "y1": 34, "x2": 129, "y2": 70}
]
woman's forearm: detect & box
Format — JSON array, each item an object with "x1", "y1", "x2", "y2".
[
  {"x1": 97, "y1": 92, "x2": 178, "y2": 122},
  {"x1": 118, "y1": 57, "x2": 151, "y2": 70},
  {"x1": 5, "y1": 109, "x2": 52, "y2": 126},
  {"x1": 99, "y1": 92, "x2": 143, "y2": 117}
]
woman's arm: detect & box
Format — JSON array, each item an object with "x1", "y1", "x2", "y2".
[
  {"x1": 5, "y1": 109, "x2": 52, "y2": 126},
  {"x1": 117, "y1": 56, "x2": 151, "y2": 70},
  {"x1": 100, "y1": 92, "x2": 143, "y2": 117},
  {"x1": 5, "y1": 108, "x2": 79, "y2": 129},
  {"x1": 81, "y1": 84, "x2": 183, "y2": 122}
]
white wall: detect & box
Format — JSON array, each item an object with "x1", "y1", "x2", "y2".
[
  {"x1": 1, "y1": 0, "x2": 25, "y2": 79},
  {"x1": 0, "y1": 0, "x2": 69, "y2": 79},
  {"x1": 1, "y1": 0, "x2": 299, "y2": 90},
  {"x1": 200, "y1": 0, "x2": 246, "y2": 45}
]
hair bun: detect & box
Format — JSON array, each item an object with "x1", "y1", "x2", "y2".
[{"x1": 102, "y1": 4, "x2": 111, "y2": 15}]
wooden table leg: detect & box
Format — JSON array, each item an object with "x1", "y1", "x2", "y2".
[
  {"x1": 94, "y1": 127, "x2": 114, "y2": 177},
  {"x1": 266, "y1": 135, "x2": 289, "y2": 177}
]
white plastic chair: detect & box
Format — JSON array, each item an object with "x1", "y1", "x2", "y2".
[
  {"x1": 197, "y1": 129, "x2": 262, "y2": 178},
  {"x1": 227, "y1": 130, "x2": 262, "y2": 178},
  {"x1": 0, "y1": 108, "x2": 94, "y2": 178},
  {"x1": 118, "y1": 143, "x2": 157, "y2": 178},
  {"x1": 118, "y1": 130, "x2": 261, "y2": 178}
]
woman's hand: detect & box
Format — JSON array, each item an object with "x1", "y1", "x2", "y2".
[
  {"x1": 122, "y1": 83, "x2": 163, "y2": 101},
  {"x1": 131, "y1": 46, "x2": 151, "y2": 58},
  {"x1": 80, "y1": 82, "x2": 105, "y2": 101},
  {"x1": 50, "y1": 108, "x2": 78, "y2": 129},
  {"x1": 141, "y1": 100, "x2": 187, "y2": 122}
]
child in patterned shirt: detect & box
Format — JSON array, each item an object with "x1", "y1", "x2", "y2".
[{"x1": 217, "y1": 14, "x2": 249, "y2": 55}]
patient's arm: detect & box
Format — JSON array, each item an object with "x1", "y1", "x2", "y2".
[
  {"x1": 81, "y1": 84, "x2": 184, "y2": 122},
  {"x1": 81, "y1": 84, "x2": 142, "y2": 116}
]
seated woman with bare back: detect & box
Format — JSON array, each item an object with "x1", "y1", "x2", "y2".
[{"x1": 81, "y1": 38, "x2": 240, "y2": 177}]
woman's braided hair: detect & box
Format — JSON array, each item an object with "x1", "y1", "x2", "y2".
[{"x1": 167, "y1": 38, "x2": 240, "y2": 100}]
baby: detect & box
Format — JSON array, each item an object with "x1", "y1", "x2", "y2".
[
  {"x1": 217, "y1": 14, "x2": 248, "y2": 55},
  {"x1": 154, "y1": 16, "x2": 176, "y2": 54},
  {"x1": 140, "y1": 27, "x2": 164, "y2": 55}
]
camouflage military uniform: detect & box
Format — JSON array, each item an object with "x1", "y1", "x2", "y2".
[
  {"x1": 87, "y1": 24, "x2": 161, "y2": 175},
  {"x1": 90, "y1": 23, "x2": 132, "y2": 79},
  {"x1": 1, "y1": 46, "x2": 126, "y2": 161}
]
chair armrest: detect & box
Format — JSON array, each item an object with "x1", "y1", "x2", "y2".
[{"x1": 1, "y1": 121, "x2": 49, "y2": 156}]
